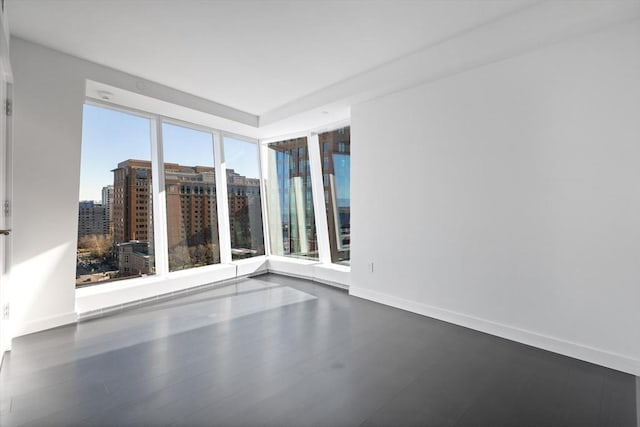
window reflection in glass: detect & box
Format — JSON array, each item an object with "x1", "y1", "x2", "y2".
[
  {"x1": 266, "y1": 137, "x2": 318, "y2": 259},
  {"x1": 224, "y1": 136, "x2": 265, "y2": 260},
  {"x1": 319, "y1": 126, "x2": 350, "y2": 264},
  {"x1": 162, "y1": 123, "x2": 220, "y2": 271}
]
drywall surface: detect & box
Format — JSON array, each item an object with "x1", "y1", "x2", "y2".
[
  {"x1": 350, "y1": 20, "x2": 640, "y2": 374},
  {"x1": 11, "y1": 38, "x2": 83, "y2": 336}
]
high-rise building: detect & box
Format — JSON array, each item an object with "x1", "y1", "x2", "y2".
[
  {"x1": 267, "y1": 137, "x2": 318, "y2": 258},
  {"x1": 101, "y1": 185, "x2": 114, "y2": 232},
  {"x1": 112, "y1": 160, "x2": 153, "y2": 245},
  {"x1": 112, "y1": 159, "x2": 262, "y2": 268},
  {"x1": 226, "y1": 168, "x2": 263, "y2": 257},
  {"x1": 164, "y1": 163, "x2": 221, "y2": 268},
  {"x1": 77, "y1": 201, "x2": 108, "y2": 238},
  {"x1": 117, "y1": 241, "x2": 152, "y2": 276}
]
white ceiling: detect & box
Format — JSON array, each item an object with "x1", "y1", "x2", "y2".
[{"x1": 7, "y1": 0, "x2": 533, "y2": 116}]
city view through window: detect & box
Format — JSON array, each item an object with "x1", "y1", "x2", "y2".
[
  {"x1": 224, "y1": 136, "x2": 265, "y2": 260},
  {"x1": 76, "y1": 105, "x2": 265, "y2": 287},
  {"x1": 77, "y1": 104, "x2": 350, "y2": 287},
  {"x1": 77, "y1": 105, "x2": 155, "y2": 286},
  {"x1": 162, "y1": 123, "x2": 221, "y2": 272}
]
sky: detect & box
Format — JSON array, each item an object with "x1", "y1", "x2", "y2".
[
  {"x1": 79, "y1": 104, "x2": 260, "y2": 201},
  {"x1": 333, "y1": 153, "x2": 350, "y2": 207}
]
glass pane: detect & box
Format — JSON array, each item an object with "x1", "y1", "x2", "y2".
[
  {"x1": 163, "y1": 123, "x2": 220, "y2": 271},
  {"x1": 224, "y1": 137, "x2": 265, "y2": 260},
  {"x1": 266, "y1": 137, "x2": 318, "y2": 259},
  {"x1": 319, "y1": 126, "x2": 350, "y2": 264},
  {"x1": 77, "y1": 104, "x2": 155, "y2": 287}
]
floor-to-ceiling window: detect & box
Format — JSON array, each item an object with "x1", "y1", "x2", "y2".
[
  {"x1": 162, "y1": 123, "x2": 221, "y2": 272},
  {"x1": 265, "y1": 137, "x2": 318, "y2": 260},
  {"x1": 78, "y1": 102, "x2": 350, "y2": 290},
  {"x1": 224, "y1": 136, "x2": 265, "y2": 260},
  {"x1": 77, "y1": 105, "x2": 156, "y2": 286},
  {"x1": 318, "y1": 126, "x2": 350, "y2": 264},
  {"x1": 77, "y1": 103, "x2": 264, "y2": 288}
]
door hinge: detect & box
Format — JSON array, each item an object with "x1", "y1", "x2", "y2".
[
  {"x1": 2, "y1": 303, "x2": 8, "y2": 321},
  {"x1": 5, "y1": 98, "x2": 11, "y2": 117},
  {"x1": 3, "y1": 200, "x2": 9, "y2": 217}
]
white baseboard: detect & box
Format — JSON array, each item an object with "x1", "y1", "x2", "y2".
[
  {"x1": 13, "y1": 311, "x2": 77, "y2": 337},
  {"x1": 267, "y1": 268, "x2": 349, "y2": 290},
  {"x1": 349, "y1": 286, "x2": 640, "y2": 376}
]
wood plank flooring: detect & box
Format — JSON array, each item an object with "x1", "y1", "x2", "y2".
[{"x1": 0, "y1": 274, "x2": 636, "y2": 426}]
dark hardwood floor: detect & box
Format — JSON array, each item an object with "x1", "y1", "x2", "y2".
[{"x1": 0, "y1": 273, "x2": 636, "y2": 426}]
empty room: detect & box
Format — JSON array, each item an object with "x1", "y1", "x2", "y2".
[{"x1": 0, "y1": 1, "x2": 639, "y2": 426}]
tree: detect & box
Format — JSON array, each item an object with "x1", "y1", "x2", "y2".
[
  {"x1": 168, "y1": 244, "x2": 191, "y2": 270},
  {"x1": 78, "y1": 234, "x2": 113, "y2": 259}
]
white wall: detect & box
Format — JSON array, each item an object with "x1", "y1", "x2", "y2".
[
  {"x1": 11, "y1": 39, "x2": 83, "y2": 336},
  {"x1": 0, "y1": 6, "x2": 12, "y2": 358},
  {"x1": 350, "y1": 20, "x2": 640, "y2": 375}
]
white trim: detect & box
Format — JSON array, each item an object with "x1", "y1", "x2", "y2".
[
  {"x1": 151, "y1": 117, "x2": 169, "y2": 276},
  {"x1": 13, "y1": 312, "x2": 78, "y2": 338},
  {"x1": 349, "y1": 286, "x2": 640, "y2": 376},
  {"x1": 76, "y1": 256, "x2": 238, "y2": 299},
  {"x1": 221, "y1": 134, "x2": 266, "y2": 261},
  {"x1": 260, "y1": 129, "x2": 310, "y2": 145},
  {"x1": 267, "y1": 255, "x2": 318, "y2": 266},
  {"x1": 232, "y1": 255, "x2": 268, "y2": 265},
  {"x1": 85, "y1": 98, "x2": 257, "y2": 150},
  {"x1": 267, "y1": 256, "x2": 350, "y2": 288},
  {"x1": 213, "y1": 130, "x2": 232, "y2": 264},
  {"x1": 309, "y1": 119, "x2": 351, "y2": 137},
  {"x1": 78, "y1": 55, "x2": 261, "y2": 127},
  {"x1": 267, "y1": 257, "x2": 317, "y2": 281},
  {"x1": 78, "y1": 275, "x2": 251, "y2": 321},
  {"x1": 259, "y1": 142, "x2": 271, "y2": 256},
  {"x1": 259, "y1": 119, "x2": 351, "y2": 146},
  {"x1": 161, "y1": 115, "x2": 223, "y2": 136},
  {"x1": 263, "y1": 266, "x2": 348, "y2": 291},
  {"x1": 77, "y1": 263, "x2": 237, "y2": 313},
  {"x1": 312, "y1": 263, "x2": 350, "y2": 288},
  {"x1": 233, "y1": 255, "x2": 268, "y2": 277},
  {"x1": 85, "y1": 97, "x2": 157, "y2": 120},
  {"x1": 221, "y1": 130, "x2": 259, "y2": 145},
  {"x1": 311, "y1": 276, "x2": 349, "y2": 290},
  {"x1": 77, "y1": 273, "x2": 165, "y2": 296},
  {"x1": 84, "y1": 79, "x2": 260, "y2": 139},
  {"x1": 308, "y1": 133, "x2": 331, "y2": 264}
]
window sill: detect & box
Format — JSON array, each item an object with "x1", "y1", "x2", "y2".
[
  {"x1": 76, "y1": 263, "x2": 237, "y2": 313},
  {"x1": 267, "y1": 256, "x2": 350, "y2": 288},
  {"x1": 75, "y1": 255, "x2": 348, "y2": 315}
]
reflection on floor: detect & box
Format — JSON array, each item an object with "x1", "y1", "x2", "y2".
[{"x1": 0, "y1": 274, "x2": 636, "y2": 426}]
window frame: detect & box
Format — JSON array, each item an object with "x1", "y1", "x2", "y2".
[
  {"x1": 78, "y1": 99, "x2": 349, "y2": 297},
  {"x1": 262, "y1": 134, "x2": 318, "y2": 260},
  {"x1": 260, "y1": 119, "x2": 350, "y2": 266},
  {"x1": 221, "y1": 132, "x2": 267, "y2": 261},
  {"x1": 79, "y1": 99, "x2": 265, "y2": 290}
]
